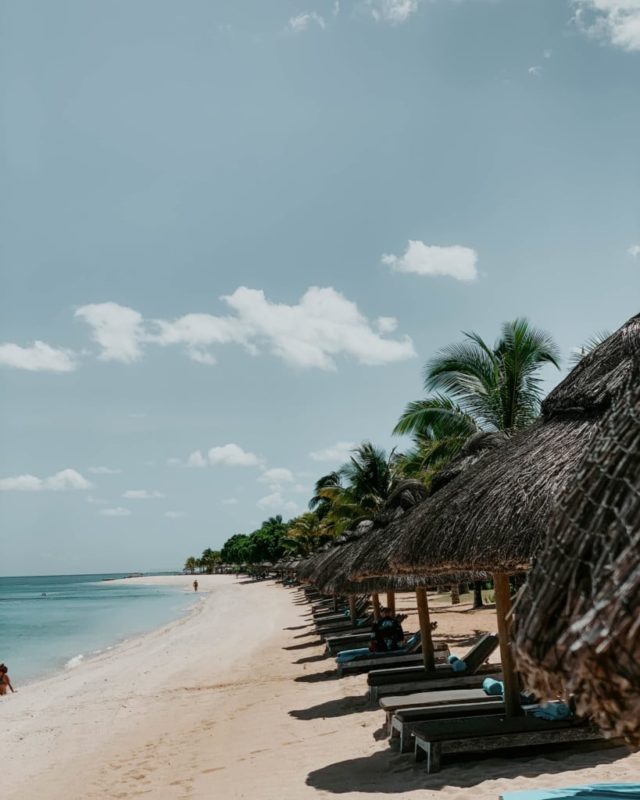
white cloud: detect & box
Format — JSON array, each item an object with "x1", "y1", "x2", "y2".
[
  {"x1": 287, "y1": 12, "x2": 326, "y2": 32},
  {"x1": 221, "y1": 497, "x2": 239, "y2": 505},
  {"x1": 528, "y1": 65, "x2": 543, "y2": 76},
  {"x1": 572, "y1": 1, "x2": 640, "y2": 51},
  {"x1": 86, "y1": 495, "x2": 108, "y2": 505},
  {"x1": 257, "y1": 492, "x2": 298, "y2": 513},
  {"x1": 208, "y1": 444, "x2": 262, "y2": 467},
  {"x1": 309, "y1": 440, "x2": 356, "y2": 463},
  {"x1": 0, "y1": 341, "x2": 77, "y2": 373},
  {"x1": 221, "y1": 286, "x2": 415, "y2": 369},
  {"x1": 376, "y1": 316, "x2": 398, "y2": 334},
  {"x1": 166, "y1": 457, "x2": 182, "y2": 467},
  {"x1": 294, "y1": 483, "x2": 310, "y2": 494},
  {"x1": 123, "y1": 489, "x2": 164, "y2": 499},
  {"x1": 628, "y1": 244, "x2": 640, "y2": 258},
  {"x1": 75, "y1": 302, "x2": 146, "y2": 363},
  {"x1": 79, "y1": 288, "x2": 414, "y2": 371},
  {"x1": 186, "y1": 450, "x2": 208, "y2": 468},
  {"x1": 99, "y1": 506, "x2": 131, "y2": 517},
  {"x1": 367, "y1": 0, "x2": 419, "y2": 24},
  {"x1": 259, "y1": 468, "x2": 295, "y2": 486},
  {"x1": 333, "y1": 1, "x2": 340, "y2": 16},
  {"x1": 543, "y1": 49, "x2": 552, "y2": 58},
  {"x1": 382, "y1": 241, "x2": 479, "y2": 281},
  {"x1": 88, "y1": 466, "x2": 122, "y2": 475},
  {"x1": 164, "y1": 510, "x2": 186, "y2": 518},
  {"x1": 0, "y1": 468, "x2": 92, "y2": 492}
]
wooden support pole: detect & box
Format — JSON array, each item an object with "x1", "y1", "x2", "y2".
[
  {"x1": 386, "y1": 591, "x2": 396, "y2": 615},
  {"x1": 415, "y1": 587, "x2": 436, "y2": 672},
  {"x1": 372, "y1": 592, "x2": 381, "y2": 622},
  {"x1": 348, "y1": 594, "x2": 357, "y2": 623},
  {"x1": 333, "y1": 594, "x2": 339, "y2": 613},
  {"x1": 493, "y1": 572, "x2": 522, "y2": 717}
]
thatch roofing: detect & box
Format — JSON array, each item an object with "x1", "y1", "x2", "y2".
[
  {"x1": 367, "y1": 315, "x2": 640, "y2": 578},
  {"x1": 513, "y1": 324, "x2": 640, "y2": 746}
]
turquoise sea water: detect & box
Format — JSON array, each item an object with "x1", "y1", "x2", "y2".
[{"x1": 0, "y1": 574, "x2": 193, "y2": 685}]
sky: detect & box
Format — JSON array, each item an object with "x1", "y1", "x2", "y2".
[{"x1": 1, "y1": 0, "x2": 639, "y2": 576}]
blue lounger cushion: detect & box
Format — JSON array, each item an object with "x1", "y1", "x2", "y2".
[
  {"x1": 448, "y1": 654, "x2": 468, "y2": 673},
  {"x1": 483, "y1": 677, "x2": 505, "y2": 695},
  {"x1": 500, "y1": 784, "x2": 640, "y2": 800}
]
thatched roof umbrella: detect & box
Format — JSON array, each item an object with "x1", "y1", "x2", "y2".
[
  {"x1": 513, "y1": 327, "x2": 640, "y2": 745},
  {"x1": 354, "y1": 315, "x2": 640, "y2": 715}
]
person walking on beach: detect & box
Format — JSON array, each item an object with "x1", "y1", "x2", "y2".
[
  {"x1": 193, "y1": 579, "x2": 198, "y2": 592},
  {"x1": 0, "y1": 664, "x2": 16, "y2": 695}
]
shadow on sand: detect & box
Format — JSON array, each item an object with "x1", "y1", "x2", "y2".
[
  {"x1": 294, "y1": 653, "x2": 329, "y2": 665},
  {"x1": 289, "y1": 695, "x2": 374, "y2": 721},
  {"x1": 283, "y1": 639, "x2": 324, "y2": 651},
  {"x1": 294, "y1": 669, "x2": 338, "y2": 684},
  {"x1": 305, "y1": 742, "x2": 626, "y2": 794}
]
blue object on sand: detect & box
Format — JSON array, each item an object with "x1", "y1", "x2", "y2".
[
  {"x1": 500, "y1": 784, "x2": 640, "y2": 800},
  {"x1": 482, "y1": 677, "x2": 505, "y2": 696}
]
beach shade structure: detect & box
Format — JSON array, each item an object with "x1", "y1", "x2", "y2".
[
  {"x1": 354, "y1": 315, "x2": 640, "y2": 716},
  {"x1": 513, "y1": 327, "x2": 640, "y2": 747},
  {"x1": 313, "y1": 498, "x2": 489, "y2": 674}
]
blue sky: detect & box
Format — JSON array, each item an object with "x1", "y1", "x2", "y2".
[{"x1": 1, "y1": 0, "x2": 639, "y2": 575}]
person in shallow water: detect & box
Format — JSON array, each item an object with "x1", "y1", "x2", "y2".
[
  {"x1": 193, "y1": 579, "x2": 198, "y2": 592},
  {"x1": 369, "y1": 607, "x2": 405, "y2": 652},
  {"x1": 0, "y1": 664, "x2": 16, "y2": 695}
]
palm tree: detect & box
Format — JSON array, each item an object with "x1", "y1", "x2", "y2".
[
  {"x1": 285, "y1": 512, "x2": 333, "y2": 556},
  {"x1": 569, "y1": 330, "x2": 611, "y2": 366},
  {"x1": 396, "y1": 318, "x2": 560, "y2": 438},
  {"x1": 395, "y1": 319, "x2": 559, "y2": 606},
  {"x1": 309, "y1": 471, "x2": 343, "y2": 519},
  {"x1": 308, "y1": 442, "x2": 401, "y2": 538},
  {"x1": 184, "y1": 556, "x2": 197, "y2": 574}
]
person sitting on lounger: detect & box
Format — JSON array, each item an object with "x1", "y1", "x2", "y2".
[{"x1": 370, "y1": 608, "x2": 405, "y2": 652}]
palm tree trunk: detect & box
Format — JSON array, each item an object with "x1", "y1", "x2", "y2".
[{"x1": 450, "y1": 584, "x2": 460, "y2": 605}]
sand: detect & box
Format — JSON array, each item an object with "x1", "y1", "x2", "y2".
[{"x1": 2, "y1": 575, "x2": 638, "y2": 799}]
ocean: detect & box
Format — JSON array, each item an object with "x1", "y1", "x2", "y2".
[{"x1": 0, "y1": 574, "x2": 194, "y2": 685}]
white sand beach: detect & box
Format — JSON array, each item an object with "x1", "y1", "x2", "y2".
[{"x1": 2, "y1": 575, "x2": 639, "y2": 800}]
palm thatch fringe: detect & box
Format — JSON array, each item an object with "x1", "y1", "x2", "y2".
[
  {"x1": 513, "y1": 328, "x2": 640, "y2": 747},
  {"x1": 350, "y1": 314, "x2": 640, "y2": 579}
]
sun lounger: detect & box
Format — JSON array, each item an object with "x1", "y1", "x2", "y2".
[
  {"x1": 338, "y1": 649, "x2": 450, "y2": 677},
  {"x1": 411, "y1": 713, "x2": 603, "y2": 773},
  {"x1": 367, "y1": 633, "x2": 500, "y2": 700},
  {"x1": 390, "y1": 699, "x2": 507, "y2": 752},
  {"x1": 327, "y1": 628, "x2": 444, "y2": 656},
  {"x1": 336, "y1": 636, "x2": 449, "y2": 677},
  {"x1": 500, "y1": 785, "x2": 640, "y2": 800},
  {"x1": 316, "y1": 616, "x2": 374, "y2": 635},
  {"x1": 369, "y1": 666, "x2": 501, "y2": 701},
  {"x1": 380, "y1": 687, "x2": 500, "y2": 725}
]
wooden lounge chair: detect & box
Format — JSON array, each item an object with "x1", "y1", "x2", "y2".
[
  {"x1": 316, "y1": 615, "x2": 374, "y2": 635},
  {"x1": 391, "y1": 699, "x2": 507, "y2": 752},
  {"x1": 327, "y1": 627, "x2": 442, "y2": 656},
  {"x1": 338, "y1": 648, "x2": 450, "y2": 678},
  {"x1": 336, "y1": 636, "x2": 449, "y2": 677},
  {"x1": 367, "y1": 633, "x2": 500, "y2": 700},
  {"x1": 411, "y1": 713, "x2": 603, "y2": 773}
]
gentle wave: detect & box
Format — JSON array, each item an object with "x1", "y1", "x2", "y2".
[{"x1": 65, "y1": 654, "x2": 84, "y2": 670}]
